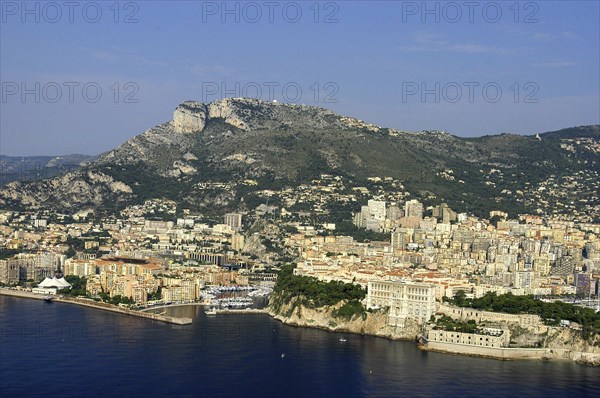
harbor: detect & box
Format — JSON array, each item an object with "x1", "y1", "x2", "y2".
[
  {"x1": 137, "y1": 284, "x2": 273, "y2": 314},
  {"x1": 0, "y1": 283, "x2": 274, "y2": 323}
]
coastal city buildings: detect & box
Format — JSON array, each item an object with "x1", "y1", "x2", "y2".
[{"x1": 0, "y1": 179, "x2": 598, "y2": 318}]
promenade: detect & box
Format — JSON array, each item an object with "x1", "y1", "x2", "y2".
[{"x1": 0, "y1": 288, "x2": 192, "y2": 325}]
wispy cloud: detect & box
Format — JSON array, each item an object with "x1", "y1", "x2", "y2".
[
  {"x1": 87, "y1": 50, "x2": 118, "y2": 62},
  {"x1": 533, "y1": 59, "x2": 577, "y2": 68},
  {"x1": 397, "y1": 33, "x2": 522, "y2": 55},
  {"x1": 446, "y1": 44, "x2": 516, "y2": 55},
  {"x1": 531, "y1": 31, "x2": 579, "y2": 41}
]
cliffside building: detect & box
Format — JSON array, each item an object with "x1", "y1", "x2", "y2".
[{"x1": 366, "y1": 280, "x2": 437, "y2": 326}]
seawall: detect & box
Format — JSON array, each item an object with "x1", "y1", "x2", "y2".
[
  {"x1": 139, "y1": 302, "x2": 206, "y2": 312},
  {"x1": 0, "y1": 289, "x2": 192, "y2": 325},
  {"x1": 420, "y1": 341, "x2": 549, "y2": 360},
  {"x1": 0, "y1": 289, "x2": 46, "y2": 301},
  {"x1": 420, "y1": 340, "x2": 600, "y2": 366}
]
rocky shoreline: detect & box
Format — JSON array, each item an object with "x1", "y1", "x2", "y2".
[
  {"x1": 267, "y1": 300, "x2": 421, "y2": 341},
  {"x1": 267, "y1": 301, "x2": 600, "y2": 367},
  {"x1": 3, "y1": 288, "x2": 598, "y2": 366},
  {"x1": 418, "y1": 339, "x2": 600, "y2": 366}
]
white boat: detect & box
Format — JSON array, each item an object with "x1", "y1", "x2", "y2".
[
  {"x1": 205, "y1": 309, "x2": 217, "y2": 315},
  {"x1": 339, "y1": 337, "x2": 347, "y2": 342}
]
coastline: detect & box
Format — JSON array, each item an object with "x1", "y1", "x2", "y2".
[
  {"x1": 266, "y1": 303, "x2": 419, "y2": 342},
  {"x1": 266, "y1": 302, "x2": 600, "y2": 367},
  {"x1": 417, "y1": 341, "x2": 600, "y2": 366},
  {"x1": 0, "y1": 288, "x2": 192, "y2": 325},
  {"x1": 3, "y1": 288, "x2": 598, "y2": 366},
  {"x1": 269, "y1": 312, "x2": 415, "y2": 343}
]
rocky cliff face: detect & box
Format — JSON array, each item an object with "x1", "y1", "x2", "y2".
[
  {"x1": 0, "y1": 170, "x2": 132, "y2": 210},
  {"x1": 172, "y1": 101, "x2": 208, "y2": 133},
  {"x1": 172, "y1": 97, "x2": 351, "y2": 134},
  {"x1": 1, "y1": 97, "x2": 597, "y2": 216},
  {"x1": 268, "y1": 296, "x2": 421, "y2": 340},
  {"x1": 544, "y1": 327, "x2": 600, "y2": 365},
  {"x1": 270, "y1": 298, "x2": 600, "y2": 365},
  {"x1": 508, "y1": 320, "x2": 600, "y2": 354}
]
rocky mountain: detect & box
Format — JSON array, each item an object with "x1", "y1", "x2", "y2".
[
  {"x1": 0, "y1": 154, "x2": 98, "y2": 186},
  {"x1": 1, "y1": 98, "x2": 598, "y2": 220}
]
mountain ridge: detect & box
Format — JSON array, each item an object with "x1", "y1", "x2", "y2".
[
  {"x1": 1, "y1": 98, "x2": 598, "y2": 221},
  {"x1": 0, "y1": 154, "x2": 99, "y2": 186}
]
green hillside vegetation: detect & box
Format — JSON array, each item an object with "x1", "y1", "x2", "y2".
[
  {"x1": 434, "y1": 315, "x2": 478, "y2": 334},
  {"x1": 0, "y1": 96, "x2": 597, "y2": 220},
  {"x1": 63, "y1": 275, "x2": 87, "y2": 296},
  {"x1": 540, "y1": 125, "x2": 600, "y2": 139},
  {"x1": 445, "y1": 291, "x2": 600, "y2": 339},
  {"x1": 271, "y1": 264, "x2": 366, "y2": 319},
  {"x1": 323, "y1": 221, "x2": 390, "y2": 243}
]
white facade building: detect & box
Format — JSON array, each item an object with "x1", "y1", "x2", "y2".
[
  {"x1": 367, "y1": 200, "x2": 387, "y2": 220},
  {"x1": 366, "y1": 280, "x2": 437, "y2": 325},
  {"x1": 224, "y1": 213, "x2": 243, "y2": 231}
]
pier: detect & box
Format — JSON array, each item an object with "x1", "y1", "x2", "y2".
[
  {"x1": 214, "y1": 308, "x2": 269, "y2": 314},
  {"x1": 0, "y1": 288, "x2": 192, "y2": 325},
  {"x1": 138, "y1": 302, "x2": 207, "y2": 312}
]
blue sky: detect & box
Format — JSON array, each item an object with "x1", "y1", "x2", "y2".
[{"x1": 1, "y1": 0, "x2": 599, "y2": 156}]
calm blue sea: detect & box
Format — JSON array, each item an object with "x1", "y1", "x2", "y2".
[{"x1": 0, "y1": 296, "x2": 597, "y2": 397}]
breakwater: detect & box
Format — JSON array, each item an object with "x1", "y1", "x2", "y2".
[
  {"x1": 0, "y1": 288, "x2": 192, "y2": 325},
  {"x1": 215, "y1": 308, "x2": 269, "y2": 314}
]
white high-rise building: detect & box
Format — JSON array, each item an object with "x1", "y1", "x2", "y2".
[
  {"x1": 224, "y1": 213, "x2": 243, "y2": 231},
  {"x1": 368, "y1": 200, "x2": 386, "y2": 220},
  {"x1": 391, "y1": 229, "x2": 412, "y2": 249},
  {"x1": 404, "y1": 199, "x2": 424, "y2": 219}
]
